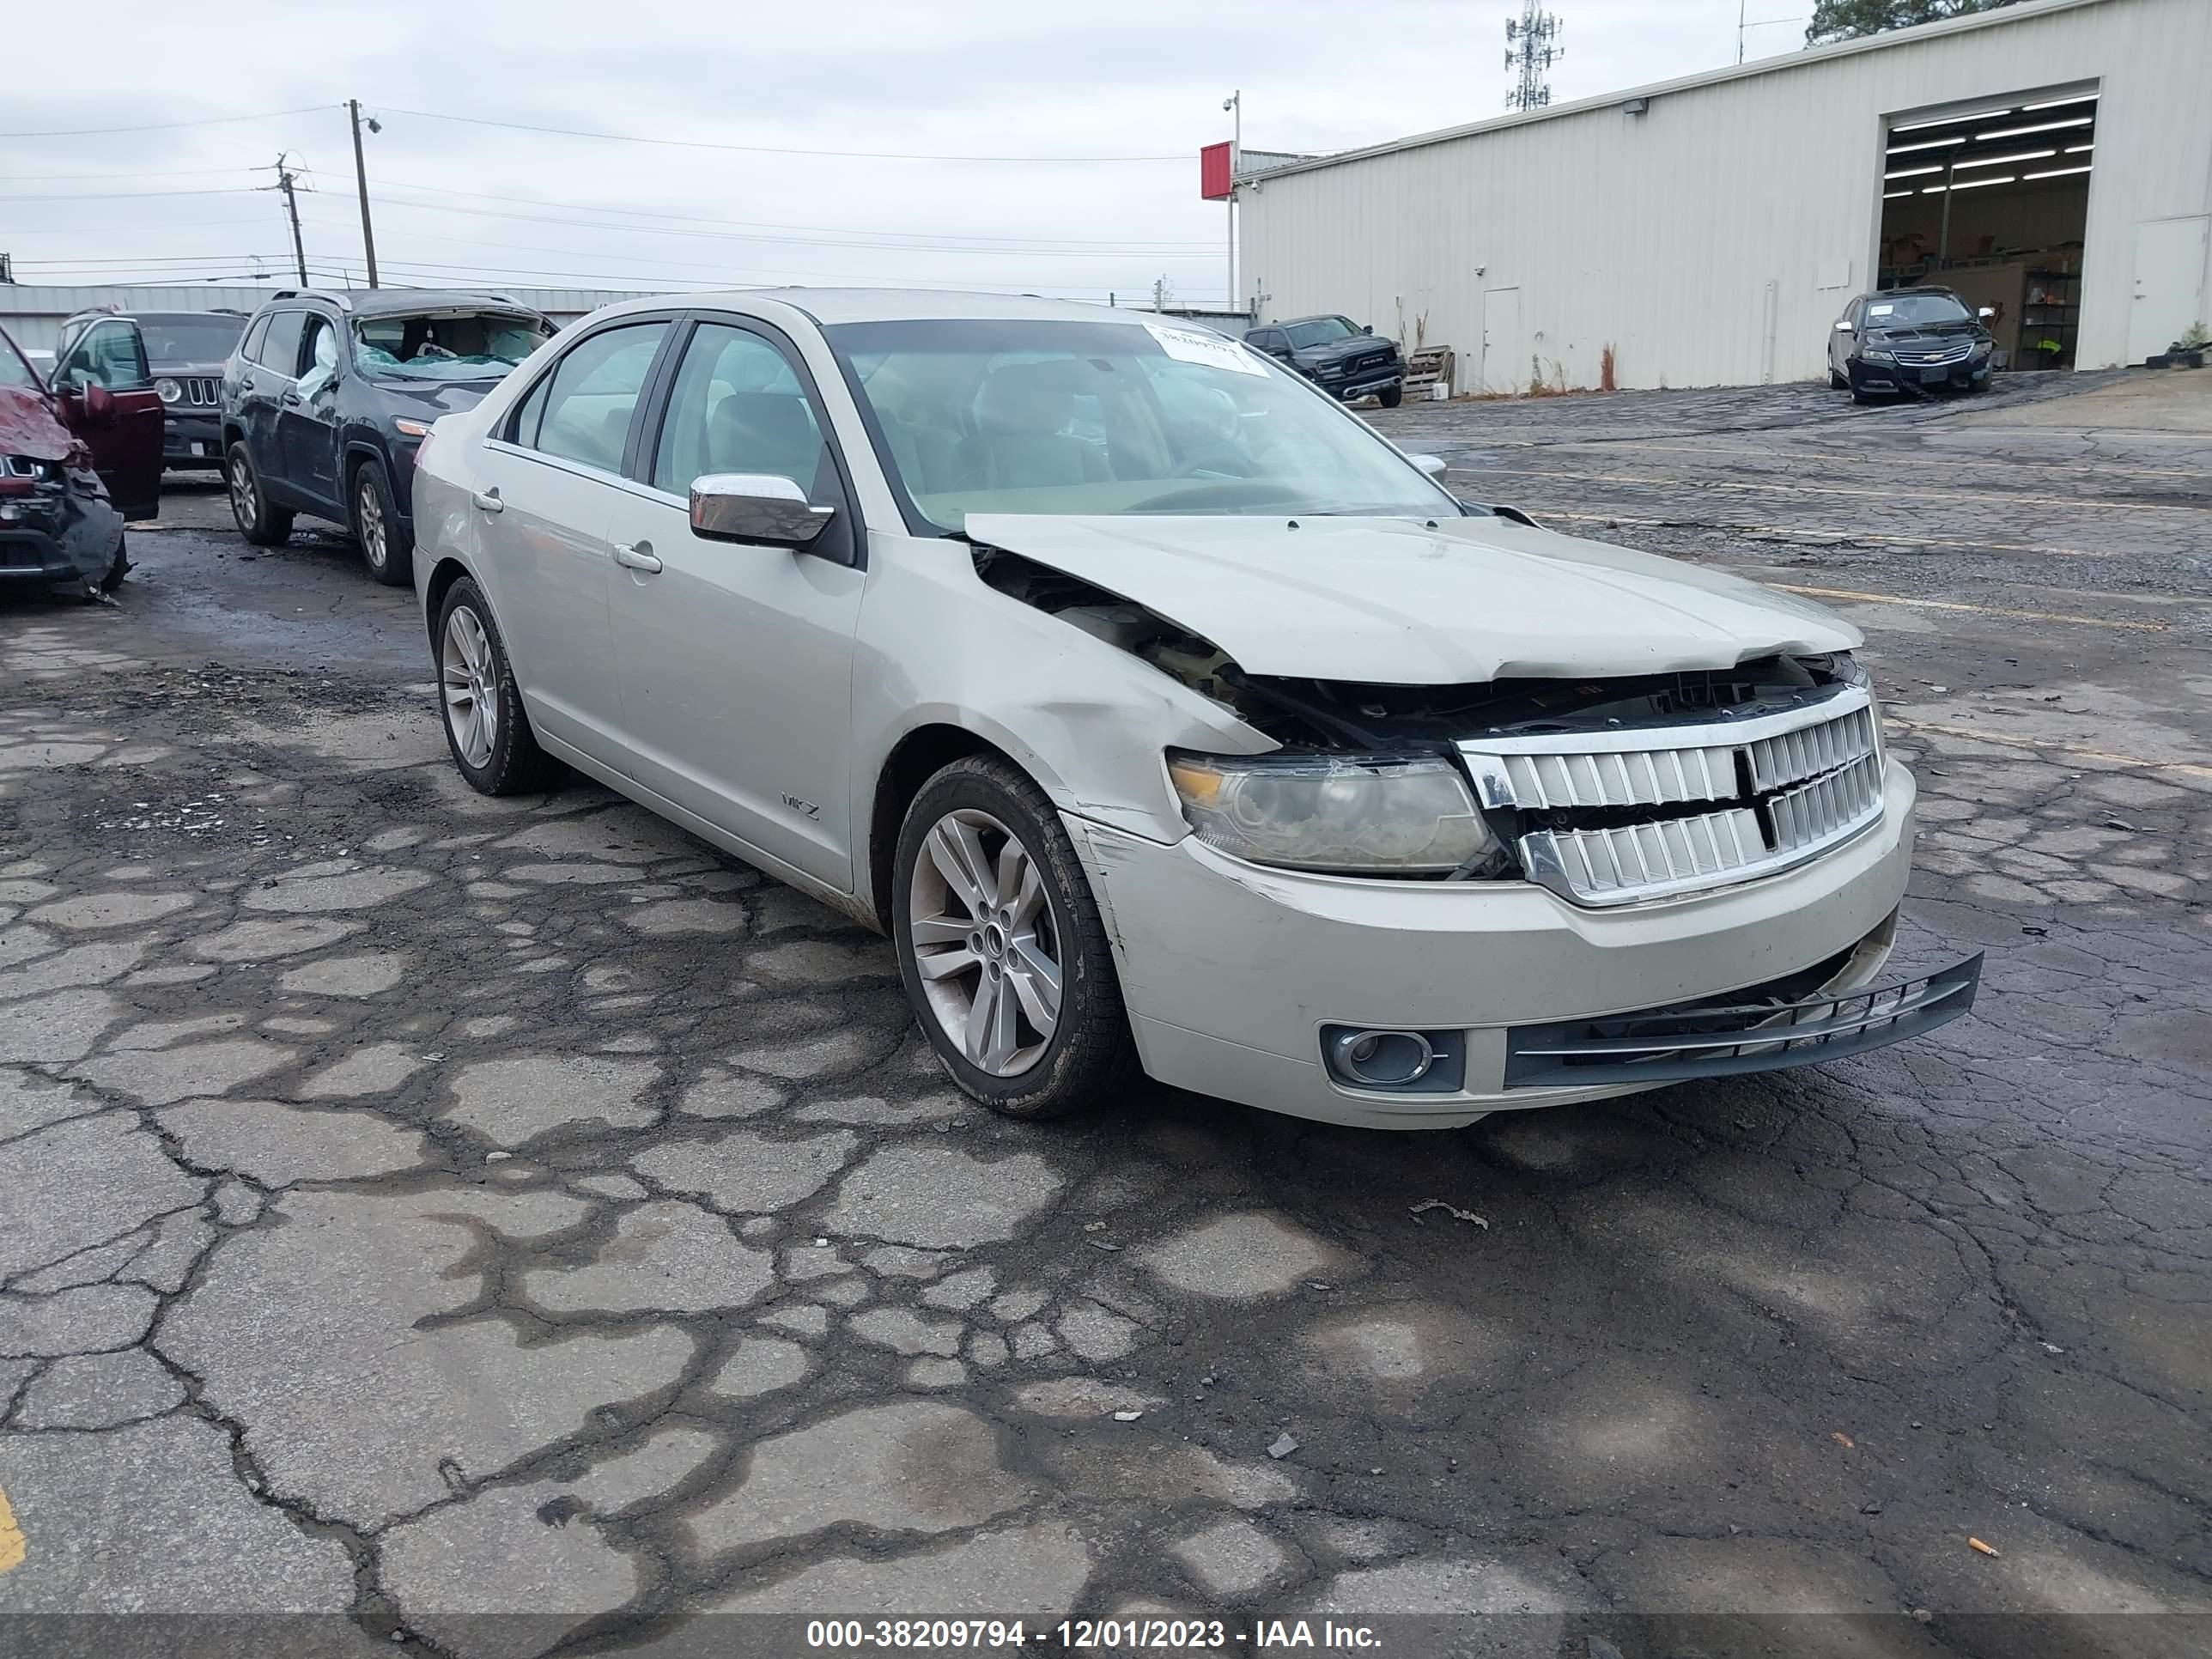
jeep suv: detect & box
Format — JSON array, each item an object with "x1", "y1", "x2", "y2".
[
  {"x1": 221, "y1": 289, "x2": 554, "y2": 584},
  {"x1": 1245, "y1": 314, "x2": 1405, "y2": 406},
  {"x1": 58, "y1": 307, "x2": 247, "y2": 471}
]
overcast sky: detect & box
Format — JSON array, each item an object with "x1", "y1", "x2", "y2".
[{"x1": 3, "y1": 1, "x2": 1808, "y2": 306}]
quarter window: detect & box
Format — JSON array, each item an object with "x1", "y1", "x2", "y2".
[
  {"x1": 527, "y1": 323, "x2": 670, "y2": 473},
  {"x1": 239, "y1": 313, "x2": 271, "y2": 366},
  {"x1": 651, "y1": 323, "x2": 830, "y2": 499}
]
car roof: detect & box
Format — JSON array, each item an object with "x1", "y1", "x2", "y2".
[
  {"x1": 62, "y1": 307, "x2": 248, "y2": 325},
  {"x1": 252, "y1": 288, "x2": 548, "y2": 319},
  {"x1": 1270, "y1": 314, "x2": 1351, "y2": 325},
  {"x1": 589, "y1": 287, "x2": 1178, "y2": 329}
]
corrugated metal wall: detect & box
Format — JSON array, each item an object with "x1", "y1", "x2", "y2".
[
  {"x1": 1239, "y1": 0, "x2": 2212, "y2": 390},
  {"x1": 0, "y1": 285, "x2": 656, "y2": 353}
]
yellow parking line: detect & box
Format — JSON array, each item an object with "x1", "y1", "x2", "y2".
[
  {"x1": 1535, "y1": 507, "x2": 2119, "y2": 561},
  {"x1": 1886, "y1": 715, "x2": 2212, "y2": 779},
  {"x1": 1771, "y1": 584, "x2": 2169, "y2": 632},
  {"x1": 0, "y1": 1486, "x2": 24, "y2": 1573}
]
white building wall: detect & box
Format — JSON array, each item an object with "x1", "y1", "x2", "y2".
[{"x1": 1238, "y1": 0, "x2": 2212, "y2": 391}]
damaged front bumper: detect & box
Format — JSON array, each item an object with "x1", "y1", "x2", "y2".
[
  {"x1": 1066, "y1": 758, "x2": 1951, "y2": 1129},
  {"x1": 0, "y1": 473, "x2": 125, "y2": 589}
]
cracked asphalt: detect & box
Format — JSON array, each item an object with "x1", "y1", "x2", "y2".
[{"x1": 1, "y1": 367, "x2": 2206, "y2": 1658}]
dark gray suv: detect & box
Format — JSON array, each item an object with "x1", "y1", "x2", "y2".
[{"x1": 221, "y1": 289, "x2": 553, "y2": 583}]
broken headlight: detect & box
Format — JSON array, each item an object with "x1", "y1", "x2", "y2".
[{"x1": 1167, "y1": 751, "x2": 1504, "y2": 877}]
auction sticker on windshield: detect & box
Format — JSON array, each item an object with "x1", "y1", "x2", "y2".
[{"x1": 1145, "y1": 322, "x2": 1267, "y2": 376}]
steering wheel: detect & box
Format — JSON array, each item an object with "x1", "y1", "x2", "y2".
[{"x1": 1125, "y1": 479, "x2": 1292, "y2": 513}]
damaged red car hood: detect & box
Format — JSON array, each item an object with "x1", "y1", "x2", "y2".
[
  {"x1": 963, "y1": 511, "x2": 1863, "y2": 685},
  {"x1": 0, "y1": 384, "x2": 80, "y2": 464}
]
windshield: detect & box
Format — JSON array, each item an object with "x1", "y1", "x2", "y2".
[
  {"x1": 1281, "y1": 316, "x2": 1358, "y2": 349},
  {"x1": 352, "y1": 312, "x2": 551, "y2": 382},
  {"x1": 1866, "y1": 293, "x2": 1972, "y2": 329},
  {"x1": 0, "y1": 332, "x2": 38, "y2": 392},
  {"x1": 139, "y1": 316, "x2": 246, "y2": 364},
  {"x1": 825, "y1": 318, "x2": 1458, "y2": 533}
]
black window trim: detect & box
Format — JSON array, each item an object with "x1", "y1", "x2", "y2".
[
  {"x1": 628, "y1": 307, "x2": 867, "y2": 569},
  {"x1": 495, "y1": 310, "x2": 686, "y2": 468},
  {"x1": 238, "y1": 313, "x2": 272, "y2": 368}
]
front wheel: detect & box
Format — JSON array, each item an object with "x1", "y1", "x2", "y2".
[
  {"x1": 1830, "y1": 368, "x2": 1849, "y2": 390},
  {"x1": 891, "y1": 756, "x2": 1137, "y2": 1119},
  {"x1": 352, "y1": 458, "x2": 414, "y2": 586},
  {"x1": 434, "y1": 576, "x2": 562, "y2": 796},
  {"x1": 99, "y1": 533, "x2": 131, "y2": 594},
  {"x1": 227, "y1": 442, "x2": 293, "y2": 546},
  {"x1": 1377, "y1": 385, "x2": 1404, "y2": 409}
]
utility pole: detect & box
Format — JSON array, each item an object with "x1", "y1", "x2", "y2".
[
  {"x1": 1504, "y1": 2, "x2": 1563, "y2": 112},
  {"x1": 1222, "y1": 90, "x2": 1241, "y2": 312},
  {"x1": 274, "y1": 154, "x2": 308, "y2": 285},
  {"x1": 348, "y1": 100, "x2": 380, "y2": 288}
]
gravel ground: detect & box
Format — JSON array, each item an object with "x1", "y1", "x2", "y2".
[{"x1": 0, "y1": 369, "x2": 2206, "y2": 1658}]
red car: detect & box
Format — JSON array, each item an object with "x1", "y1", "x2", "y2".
[{"x1": 1, "y1": 318, "x2": 163, "y2": 595}]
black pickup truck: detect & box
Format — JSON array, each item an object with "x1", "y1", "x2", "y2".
[{"x1": 1244, "y1": 314, "x2": 1404, "y2": 406}]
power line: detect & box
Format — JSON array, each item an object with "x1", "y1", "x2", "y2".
[
  {"x1": 0, "y1": 187, "x2": 260, "y2": 203},
  {"x1": 372, "y1": 176, "x2": 1221, "y2": 250},
  {"x1": 371, "y1": 104, "x2": 1183, "y2": 163},
  {"x1": 348, "y1": 189, "x2": 1215, "y2": 258},
  {"x1": 0, "y1": 105, "x2": 330, "y2": 139}
]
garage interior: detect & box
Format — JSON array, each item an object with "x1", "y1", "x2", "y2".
[{"x1": 1878, "y1": 86, "x2": 2097, "y2": 369}]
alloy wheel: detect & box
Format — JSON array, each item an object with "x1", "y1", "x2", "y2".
[
  {"x1": 907, "y1": 808, "x2": 1062, "y2": 1077},
  {"x1": 441, "y1": 606, "x2": 500, "y2": 769},
  {"x1": 228, "y1": 457, "x2": 257, "y2": 531},
  {"x1": 357, "y1": 475, "x2": 386, "y2": 570}
]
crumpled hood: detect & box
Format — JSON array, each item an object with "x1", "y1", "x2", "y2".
[
  {"x1": 372, "y1": 379, "x2": 501, "y2": 419},
  {"x1": 0, "y1": 385, "x2": 78, "y2": 464},
  {"x1": 964, "y1": 512, "x2": 1861, "y2": 684}
]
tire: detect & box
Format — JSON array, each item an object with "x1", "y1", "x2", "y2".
[
  {"x1": 99, "y1": 532, "x2": 131, "y2": 594},
  {"x1": 434, "y1": 576, "x2": 563, "y2": 796},
  {"x1": 891, "y1": 755, "x2": 1138, "y2": 1120},
  {"x1": 1830, "y1": 368, "x2": 1849, "y2": 390},
  {"x1": 226, "y1": 441, "x2": 292, "y2": 546},
  {"x1": 351, "y1": 456, "x2": 414, "y2": 586},
  {"x1": 1850, "y1": 386, "x2": 1881, "y2": 405},
  {"x1": 1377, "y1": 385, "x2": 1404, "y2": 409}
]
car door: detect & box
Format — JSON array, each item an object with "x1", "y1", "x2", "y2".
[
  {"x1": 468, "y1": 316, "x2": 675, "y2": 762},
  {"x1": 278, "y1": 312, "x2": 345, "y2": 513},
  {"x1": 51, "y1": 318, "x2": 164, "y2": 520},
  {"x1": 237, "y1": 309, "x2": 307, "y2": 504},
  {"x1": 602, "y1": 315, "x2": 866, "y2": 890}
]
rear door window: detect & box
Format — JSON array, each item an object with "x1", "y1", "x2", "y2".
[
  {"x1": 256, "y1": 311, "x2": 307, "y2": 376},
  {"x1": 526, "y1": 323, "x2": 670, "y2": 473}
]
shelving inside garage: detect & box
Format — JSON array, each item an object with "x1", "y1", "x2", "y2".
[{"x1": 1876, "y1": 86, "x2": 2098, "y2": 369}]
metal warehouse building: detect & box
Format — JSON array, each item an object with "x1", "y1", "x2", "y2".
[{"x1": 1236, "y1": 0, "x2": 2212, "y2": 392}]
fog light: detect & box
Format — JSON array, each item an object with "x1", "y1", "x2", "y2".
[{"x1": 1320, "y1": 1025, "x2": 1468, "y2": 1093}]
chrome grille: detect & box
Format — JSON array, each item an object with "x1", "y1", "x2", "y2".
[{"x1": 1460, "y1": 687, "x2": 1885, "y2": 907}]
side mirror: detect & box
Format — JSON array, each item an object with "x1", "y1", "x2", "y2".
[
  {"x1": 690, "y1": 472, "x2": 834, "y2": 547},
  {"x1": 1409, "y1": 453, "x2": 1449, "y2": 480},
  {"x1": 1834, "y1": 319, "x2": 1855, "y2": 331},
  {"x1": 1360, "y1": 324, "x2": 1373, "y2": 335},
  {"x1": 1978, "y1": 306, "x2": 1996, "y2": 319}
]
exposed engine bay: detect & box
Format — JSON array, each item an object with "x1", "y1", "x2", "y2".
[{"x1": 975, "y1": 544, "x2": 1863, "y2": 752}]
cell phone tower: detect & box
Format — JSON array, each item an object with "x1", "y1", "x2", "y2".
[{"x1": 1504, "y1": 2, "x2": 1563, "y2": 111}]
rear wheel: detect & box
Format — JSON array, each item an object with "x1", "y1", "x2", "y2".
[
  {"x1": 891, "y1": 756, "x2": 1137, "y2": 1120},
  {"x1": 226, "y1": 442, "x2": 292, "y2": 546},
  {"x1": 434, "y1": 576, "x2": 562, "y2": 796},
  {"x1": 352, "y1": 457, "x2": 414, "y2": 586}
]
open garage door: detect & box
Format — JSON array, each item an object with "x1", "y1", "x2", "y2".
[{"x1": 1877, "y1": 86, "x2": 2097, "y2": 371}]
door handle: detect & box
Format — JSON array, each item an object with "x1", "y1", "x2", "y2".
[
  {"x1": 279, "y1": 387, "x2": 301, "y2": 408},
  {"x1": 612, "y1": 542, "x2": 662, "y2": 574},
  {"x1": 471, "y1": 488, "x2": 503, "y2": 514}
]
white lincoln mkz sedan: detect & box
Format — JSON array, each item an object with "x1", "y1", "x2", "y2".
[{"x1": 412, "y1": 289, "x2": 1979, "y2": 1128}]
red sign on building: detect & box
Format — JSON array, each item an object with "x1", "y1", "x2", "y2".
[{"x1": 1199, "y1": 141, "x2": 1234, "y2": 201}]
